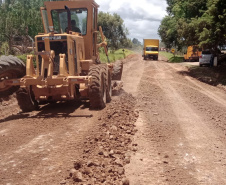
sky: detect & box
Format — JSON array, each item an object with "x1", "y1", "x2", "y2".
[{"x1": 96, "y1": 0, "x2": 168, "y2": 43}]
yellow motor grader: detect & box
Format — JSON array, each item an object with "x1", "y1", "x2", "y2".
[{"x1": 0, "y1": 0, "x2": 123, "y2": 112}]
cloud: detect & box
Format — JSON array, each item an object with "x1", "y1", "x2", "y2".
[{"x1": 96, "y1": 0, "x2": 167, "y2": 42}]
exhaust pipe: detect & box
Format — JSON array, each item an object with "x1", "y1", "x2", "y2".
[{"x1": 65, "y1": 6, "x2": 72, "y2": 34}]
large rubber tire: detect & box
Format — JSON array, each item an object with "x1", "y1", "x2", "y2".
[
  {"x1": 16, "y1": 87, "x2": 39, "y2": 112},
  {"x1": 100, "y1": 64, "x2": 112, "y2": 103},
  {"x1": 106, "y1": 67, "x2": 112, "y2": 103},
  {"x1": 0, "y1": 55, "x2": 25, "y2": 98},
  {"x1": 89, "y1": 65, "x2": 106, "y2": 109},
  {"x1": 112, "y1": 60, "x2": 123, "y2": 80}
]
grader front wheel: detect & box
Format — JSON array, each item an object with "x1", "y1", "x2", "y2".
[
  {"x1": 89, "y1": 65, "x2": 106, "y2": 109},
  {"x1": 0, "y1": 55, "x2": 25, "y2": 98},
  {"x1": 16, "y1": 87, "x2": 39, "y2": 112}
]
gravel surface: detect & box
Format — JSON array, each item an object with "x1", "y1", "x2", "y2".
[
  {"x1": 124, "y1": 55, "x2": 226, "y2": 184},
  {"x1": 1, "y1": 54, "x2": 226, "y2": 184}
]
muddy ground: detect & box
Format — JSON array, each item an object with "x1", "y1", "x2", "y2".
[{"x1": 1, "y1": 54, "x2": 226, "y2": 184}]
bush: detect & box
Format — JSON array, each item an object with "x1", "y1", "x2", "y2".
[{"x1": 100, "y1": 49, "x2": 133, "y2": 63}]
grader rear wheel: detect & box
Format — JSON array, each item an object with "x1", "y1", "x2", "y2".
[
  {"x1": 16, "y1": 87, "x2": 39, "y2": 112},
  {"x1": 112, "y1": 60, "x2": 123, "y2": 80},
  {"x1": 89, "y1": 65, "x2": 106, "y2": 109},
  {"x1": 0, "y1": 55, "x2": 25, "y2": 98}
]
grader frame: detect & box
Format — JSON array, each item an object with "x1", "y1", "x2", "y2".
[{"x1": 0, "y1": 0, "x2": 121, "y2": 111}]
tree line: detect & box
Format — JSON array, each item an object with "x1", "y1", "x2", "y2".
[
  {"x1": 0, "y1": 0, "x2": 46, "y2": 54},
  {"x1": 0, "y1": 0, "x2": 133, "y2": 55},
  {"x1": 158, "y1": 0, "x2": 226, "y2": 53}
]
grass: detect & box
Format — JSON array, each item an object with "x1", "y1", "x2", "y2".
[
  {"x1": 159, "y1": 51, "x2": 184, "y2": 63},
  {"x1": 17, "y1": 53, "x2": 38, "y2": 67},
  {"x1": 2, "y1": 48, "x2": 133, "y2": 65},
  {"x1": 100, "y1": 49, "x2": 133, "y2": 63},
  {"x1": 17, "y1": 54, "x2": 27, "y2": 63}
]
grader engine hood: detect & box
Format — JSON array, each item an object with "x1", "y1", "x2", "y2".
[
  {"x1": 36, "y1": 35, "x2": 68, "y2": 53},
  {"x1": 35, "y1": 33, "x2": 85, "y2": 77},
  {"x1": 37, "y1": 35, "x2": 67, "y2": 42},
  {"x1": 35, "y1": 34, "x2": 68, "y2": 77}
]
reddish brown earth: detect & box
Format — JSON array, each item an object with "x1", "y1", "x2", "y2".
[{"x1": 1, "y1": 54, "x2": 226, "y2": 184}]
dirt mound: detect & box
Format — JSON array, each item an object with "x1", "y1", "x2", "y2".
[
  {"x1": 122, "y1": 54, "x2": 140, "y2": 64},
  {"x1": 125, "y1": 54, "x2": 138, "y2": 59},
  {"x1": 186, "y1": 64, "x2": 226, "y2": 88},
  {"x1": 64, "y1": 92, "x2": 139, "y2": 184},
  {"x1": 0, "y1": 94, "x2": 20, "y2": 119}
]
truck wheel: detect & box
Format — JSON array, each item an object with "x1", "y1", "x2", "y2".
[
  {"x1": 16, "y1": 87, "x2": 39, "y2": 112},
  {"x1": 0, "y1": 55, "x2": 25, "y2": 98},
  {"x1": 112, "y1": 60, "x2": 123, "y2": 80},
  {"x1": 89, "y1": 65, "x2": 106, "y2": 109}
]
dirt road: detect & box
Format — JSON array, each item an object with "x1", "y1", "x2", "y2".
[
  {"x1": 1, "y1": 54, "x2": 226, "y2": 184},
  {"x1": 124, "y1": 55, "x2": 226, "y2": 184}
]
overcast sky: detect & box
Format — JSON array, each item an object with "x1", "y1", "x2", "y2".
[{"x1": 96, "y1": 0, "x2": 167, "y2": 43}]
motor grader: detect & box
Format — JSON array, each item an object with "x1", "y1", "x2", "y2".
[{"x1": 0, "y1": 0, "x2": 123, "y2": 112}]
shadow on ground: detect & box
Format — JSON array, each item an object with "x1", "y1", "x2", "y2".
[
  {"x1": 178, "y1": 63, "x2": 226, "y2": 86},
  {"x1": 0, "y1": 100, "x2": 92, "y2": 123}
]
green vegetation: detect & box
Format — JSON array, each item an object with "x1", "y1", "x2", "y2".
[
  {"x1": 100, "y1": 49, "x2": 133, "y2": 63},
  {"x1": 0, "y1": 0, "x2": 134, "y2": 55},
  {"x1": 158, "y1": 0, "x2": 226, "y2": 53},
  {"x1": 0, "y1": 0, "x2": 45, "y2": 55},
  {"x1": 98, "y1": 12, "x2": 132, "y2": 50},
  {"x1": 17, "y1": 54, "x2": 27, "y2": 63},
  {"x1": 159, "y1": 51, "x2": 184, "y2": 63}
]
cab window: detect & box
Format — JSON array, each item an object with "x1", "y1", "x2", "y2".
[
  {"x1": 146, "y1": 47, "x2": 158, "y2": 51},
  {"x1": 51, "y1": 8, "x2": 87, "y2": 35}
]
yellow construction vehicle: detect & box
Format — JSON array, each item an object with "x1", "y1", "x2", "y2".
[
  {"x1": 142, "y1": 39, "x2": 159, "y2": 60},
  {"x1": 184, "y1": 45, "x2": 202, "y2": 62},
  {"x1": 0, "y1": 0, "x2": 123, "y2": 111}
]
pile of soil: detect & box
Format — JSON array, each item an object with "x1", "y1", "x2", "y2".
[
  {"x1": 123, "y1": 54, "x2": 140, "y2": 64},
  {"x1": 0, "y1": 94, "x2": 20, "y2": 119},
  {"x1": 62, "y1": 92, "x2": 139, "y2": 185}
]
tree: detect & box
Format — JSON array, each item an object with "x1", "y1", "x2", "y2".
[
  {"x1": 158, "y1": 0, "x2": 208, "y2": 50},
  {"x1": 158, "y1": 16, "x2": 178, "y2": 49},
  {"x1": 98, "y1": 11, "x2": 130, "y2": 50},
  {"x1": 132, "y1": 38, "x2": 141, "y2": 45},
  {"x1": 0, "y1": 1, "x2": 132, "y2": 54},
  {"x1": 195, "y1": 0, "x2": 226, "y2": 51},
  {"x1": 0, "y1": 0, "x2": 45, "y2": 54}
]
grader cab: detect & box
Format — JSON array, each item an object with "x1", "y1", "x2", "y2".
[{"x1": 0, "y1": 0, "x2": 123, "y2": 112}]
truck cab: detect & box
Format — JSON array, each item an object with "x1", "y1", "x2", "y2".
[{"x1": 143, "y1": 39, "x2": 159, "y2": 60}]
